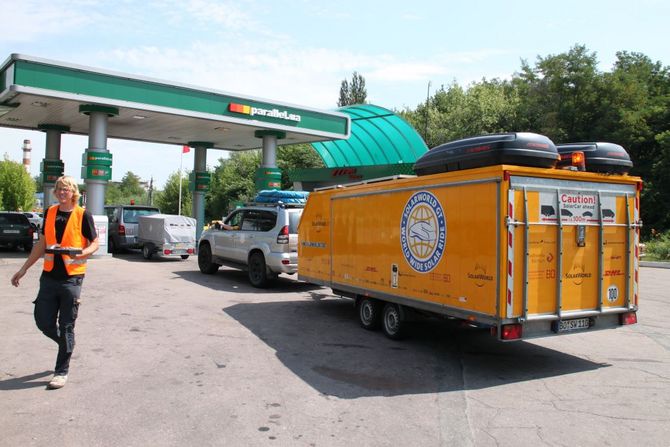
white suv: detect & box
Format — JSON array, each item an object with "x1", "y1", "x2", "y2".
[{"x1": 197, "y1": 203, "x2": 303, "y2": 287}]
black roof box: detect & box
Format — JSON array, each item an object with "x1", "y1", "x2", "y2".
[
  {"x1": 413, "y1": 132, "x2": 559, "y2": 176},
  {"x1": 556, "y1": 142, "x2": 633, "y2": 174}
]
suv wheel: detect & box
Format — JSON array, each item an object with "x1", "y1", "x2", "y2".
[
  {"x1": 248, "y1": 252, "x2": 271, "y2": 288},
  {"x1": 198, "y1": 243, "x2": 220, "y2": 274}
]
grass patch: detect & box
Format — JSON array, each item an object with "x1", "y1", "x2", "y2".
[{"x1": 644, "y1": 231, "x2": 670, "y2": 261}]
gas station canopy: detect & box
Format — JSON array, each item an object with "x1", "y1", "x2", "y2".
[{"x1": 0, "y1": 54, "x2": 350, "y2": 149}]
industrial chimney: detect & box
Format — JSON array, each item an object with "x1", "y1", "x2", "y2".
[{"x1": 22, "y1": 139, "x2": 32, "y2": 172}]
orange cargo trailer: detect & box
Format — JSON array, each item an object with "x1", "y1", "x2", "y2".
[{"x1": 298, "y1": 135, "x2": 641, "y2": 341}]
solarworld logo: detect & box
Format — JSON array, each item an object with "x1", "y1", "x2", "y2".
[{"x1": 229, "y1": 103, "x2": 301, "y2": 122}]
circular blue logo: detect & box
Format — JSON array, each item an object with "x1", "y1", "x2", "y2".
[{"x1": 400, "y1": 191, "x2": 446, "y2": 273}]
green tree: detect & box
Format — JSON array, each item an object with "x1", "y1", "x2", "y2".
[
  {"x1": 401, "y1": 79, "x2": 520, "y2": 148},
  {"x1": 511, "y1": 44, "x2": 604, "y2": 142},
  {"x1": 0, "y1": 156, "x2": 35, "y2": 211},
  {"x1": 338, "y1": 71, "x2": 367, "y2": 106},
  {"x1": 155, "y1": 171, "x2": 191, "y2": 216},
  {"x1": 207, "y1": 151, "x2": 260, "y2": 220},
  {"x1": 104, "y1": 171, "x2": 149, "y2": 205},
  {"x1": 119, "y1": 171, "x2": 145, "y2": 196},
  {"x1": 277, "y1": 144, "x2": 324, "y2": 188}
]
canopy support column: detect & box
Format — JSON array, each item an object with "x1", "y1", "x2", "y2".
[
  {"x1": 189, "y1": 141, "x2": 212, "y2": 239},
  {"x1": 38, "y1": 124, "x2": 70, "y2": 207},
  {"x1": 80, "y1": 105, "x2": 118, "y2": 215},
  {"x1": 255, "y1": 130, "x2": 285, "y2": 191}
]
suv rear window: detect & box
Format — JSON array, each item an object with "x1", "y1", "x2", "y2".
[
  {"x1": 241, "y1": 210, "x2": 277, "y2": 231},
  {"x1": 0, "y1": 213, "x2": 29, "y2": 225},
  {"x1": 288, "y1": 211, "x2": 302, "y2": 234},
  {"x1": 122, "y1": 208, "x2": 159, "y2": 223}
]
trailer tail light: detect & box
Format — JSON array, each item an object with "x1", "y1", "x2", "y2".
[
  {"x1": 118, "y1": 224, "x2": 126, "y2": 235},
  {"x1": 277, "y1": 225, "x2": 289, "y2": 244},
  {"x1": 501, "y1": 323, "x2": 523, "y2": 340},
  {"x1": 571, "y1": 151, "x2": 586, "y2": 171},
  {"x1": 164, "y1": 249, "x2": 172, "y2": 255},
  {"x1": 620, "y1": 312, "x2": 637, "y2": 325}
]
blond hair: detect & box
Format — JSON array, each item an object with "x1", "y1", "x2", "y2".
[{"x1": 54, "y1": 176, "x2": 82, "y2": 205}]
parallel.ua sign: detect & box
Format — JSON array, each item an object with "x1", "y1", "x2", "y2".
[{"x1": 229, "y1": 103, "x2": 301, "y2": 122}]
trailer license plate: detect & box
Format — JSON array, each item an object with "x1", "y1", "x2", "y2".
[{"x1": 557, "y1": 318, "x2": 590, "y2": 332}]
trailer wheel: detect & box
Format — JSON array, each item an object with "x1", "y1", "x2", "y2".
[
  {"x1": 198, "y1": 243, "x2": 220, "y2": 274},
  {"x1": 382, "y1": 303, "x2": 406, "y2": 340},
  {"x1": 357, "y1": 298, "x2": 382, "y2": 330},
  {"x1": 142, "y1": 244, "x2": 153, "y2": 260},
  {"x1": 248, "y1": 252, "x2": 270, "y2": 288}
]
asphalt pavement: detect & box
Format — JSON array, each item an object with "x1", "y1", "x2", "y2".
[{"x1": 1, "y1": 250, "x2": 669, "y2": 446}]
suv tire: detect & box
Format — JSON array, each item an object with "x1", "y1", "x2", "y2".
[
  {"x1": 198, "y1": 243, "x2": 220, "y2": 274},
  {"x1": 248, "y1": 252, "x2": 270, "y2": 288}
]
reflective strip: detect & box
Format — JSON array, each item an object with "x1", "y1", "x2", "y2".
[
  {"x1": 63, "y1": 258, "x2": 87, "y2": 266},
  {"x1": 506, "y1": 189, "x2": 515, "y2": 318},
  {"x1": 634, "y1": 196, "x2": 639, "y2": 306},
  {"x1": 44, "y1": 254, "x2": 54, "y2": 262}
]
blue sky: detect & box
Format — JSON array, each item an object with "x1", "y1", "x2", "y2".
[{"x1": 1, "y1": 0, "x2": 669, "y2": 189}]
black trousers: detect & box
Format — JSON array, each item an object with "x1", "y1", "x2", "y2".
[{"x1": 33, "y1": 274, "x2": 83, "y2": 375}]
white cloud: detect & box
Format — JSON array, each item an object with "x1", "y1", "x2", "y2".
[{"x1": 2, "y1": 0, "x2": 96, "y2": 42}]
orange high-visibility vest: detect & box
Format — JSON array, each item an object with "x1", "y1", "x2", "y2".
[{"x1": 43, "y1": 205, "x2": 89, "y2": 275}]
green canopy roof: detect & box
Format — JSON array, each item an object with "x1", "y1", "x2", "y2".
[{"x1": 310, "y1": 104, "x2": 428, "y2": 167}]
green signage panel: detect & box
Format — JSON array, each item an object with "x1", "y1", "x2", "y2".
[
  {"x1": 42, "y1": 172, "x2": 62, "y2": 183},
  {"x1": 41, "y1": 159, "x2": 64, "y2": 174},
  {"x1": 255, "y1": 167, "x2": 282, "y2": 192},
  {"x1": 82, "y1": 165, "x2": 112, "y2": 181},
  {"x1": 83, "y1": 151, "x2": 113, "y2": 166},
  {"x1": 189, "y1": 171, "x2": 211, "y2": 192}
]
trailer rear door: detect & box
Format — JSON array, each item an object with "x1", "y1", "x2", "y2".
[{"x1": 506, "y1": 176, "x2": 640, "y2": 330}]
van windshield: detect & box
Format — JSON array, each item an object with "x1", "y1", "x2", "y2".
[{"x1": 123, "y1": 208, "x2": 159, "y2": 223}]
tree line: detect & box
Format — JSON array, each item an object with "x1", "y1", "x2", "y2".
[{"x1": 399, "y1": 45, "x2": 669, "y2": 236}]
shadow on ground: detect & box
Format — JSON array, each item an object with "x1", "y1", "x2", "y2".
[
  {"x1": 172, "y1": 266, "x2": 323, "y2": 295},
  {"x1": 224, "y1": 295, "x2": 609, "y2": 399},
  {"x1": 0, "y1": 371, "x2": 52, "y2": 391}
]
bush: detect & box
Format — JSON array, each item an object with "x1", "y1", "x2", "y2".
[{"x1": 645, "y1": 231, "x2": 670, "y2": 261}]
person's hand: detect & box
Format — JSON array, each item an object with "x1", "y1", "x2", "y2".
[{"x1": 11, "y1": 269, "x2": 26, "y2": 287}]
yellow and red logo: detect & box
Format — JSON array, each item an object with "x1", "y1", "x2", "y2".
[{"x1": 229, "y1": 103, "x2": 252, "y2": 115}]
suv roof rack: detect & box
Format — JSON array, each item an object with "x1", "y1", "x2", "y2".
[
  {"x1": 314, "y1": 174, "x2": 416, "y2": 191},
  {"x1": 243, "y1": 201, "x2": 305, "y2": 209}
]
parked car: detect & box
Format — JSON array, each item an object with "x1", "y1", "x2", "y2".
[
  {"x1": 0, "y1": 212, "x2": 34, "y2": 251},
  {"x1": 104, "y1": 205, "x2": 160, "y2": 253},
  {"x1": 198, "y1": 203, "x2": 303, "y2": 287},
  {"x1": 23, "y1": 212, "x2": 43, "y2": 230}
]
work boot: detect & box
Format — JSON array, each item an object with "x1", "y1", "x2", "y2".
[{"x1": 48, "y1": 374, "x2": 68, "y2": 389}]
